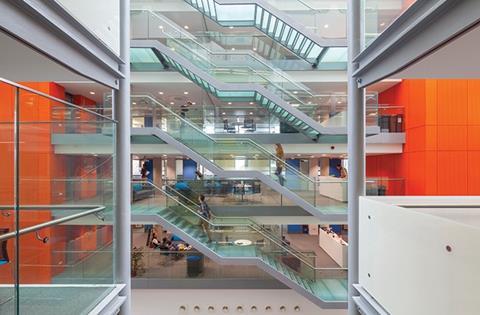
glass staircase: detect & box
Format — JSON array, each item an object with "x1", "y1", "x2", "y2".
[
  {"x1": 182, "y1": 0, "x2": 346, "y2": 66},
  {"x1": 132, "y1": 94, "x2": 347, "y2": 219},
  {"x1": 131, "y1": 10, "x2": 349, "y2": 139},
  {"x1": 132, "y1": 181, "x2": 348, "y2": 308}
]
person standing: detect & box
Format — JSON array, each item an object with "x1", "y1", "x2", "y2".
[
  {"x1": 275, "y1": 144, "x2": 286, "y2": 186},
  {"x1": 336, "y1": 163, "x2": 348, "y2": 178},
  {"x1": 197, "y1": 194, "x2": 212, "y2": 242}
]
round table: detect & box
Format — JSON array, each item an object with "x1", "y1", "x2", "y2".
[{"x1": 234, "y1": 239, "x2": 252, "y2": 246}]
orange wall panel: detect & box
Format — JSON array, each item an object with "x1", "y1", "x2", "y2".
[
  {"x1": 467, "y1": 151, "x2": 480, "y2": 195},
  {"x1": 437, "y1": 151, "x2": 468, "y2": 195},
  {"x1": 372, "y1": 79, "x2": 480, "y2": 196},
  {"x1": 467, "y1": 80, "x2": 480, "y2": 125},
  {"x1": 437, "y1": 125, "x2": 467, "y2": 151}
]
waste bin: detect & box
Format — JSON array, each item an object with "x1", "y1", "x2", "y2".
[{"x1": 187, "y1": 254, "x2": 204, "y2": 277}]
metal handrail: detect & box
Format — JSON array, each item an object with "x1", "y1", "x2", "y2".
[
  {"x1": 218, "y1": 137, "x2": 314, "y2": 182},
  {"x1": 132, "y1": 94, "x2": 316, "y2": 193},
  {"x1": 142, "y1": 10, "x2": 315, "y2": 104},
  {"x1": 0, "y1": 78, "x2": 117, "y2": 123},
  {"x1": 140, "y1": 181, "x2": 345, "y2": 273},
  {"x1": 165, "y1": 182, "x2": 315, "y2": 258},
  {"x1": 131, "y1": 94, "x2": 217, "y2": 142},
  {"x1": 0, "y1": 206, "x2": 105, "y2": 241}
]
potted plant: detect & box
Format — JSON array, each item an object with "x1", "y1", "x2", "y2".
[{"x1": 131, "y1": 246, "x2": 145, "y2": 277}]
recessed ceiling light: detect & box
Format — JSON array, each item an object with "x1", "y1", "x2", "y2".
[
  {"x1": 183, "y1": 25, "x2": 189, "y2": 29},
  {"x1": 252, "y1": 47, "x2": 257, "y2": 51},
  {"x1": 227, "y1": 102, "x2": 232, "y2": 105},
  {"x1": 324, "y1": 24, "x2": 329, "y2": 28},
  {"x1": 89, "y1": 91, "x2": 95, "y2": 95},
  {"x1": 249, "y1": 112, "x2": 253, "y2": 115},
  {"x1": 229, "y1": 26, "x2": 234, "y2": 29},
  {"x1": 132, "y1": 102, "x2": 137, "y2": 105},
  {"x1": 171, "y1": 47, "x2": 175, "y2": 51},
  {"x1": 162, "y1": 154, "x2": 167, "y2": 157},
  {"x1": 170, "y1": 102, "x2": 175, "y2": 105},
  {"x1": 158, "y1": 92, "x2": 164, "y2": 95},
  {"x1": 337, "y1": 101, "x2": 342, "y2": 104},
  {"x1": 192, "y1": 102, "x2": 196, "y2": 105},
  {"x1": 158, "y1": 25, "x2": 164, "y2": 29},
  {"x1": 183, "y1": 91, "x2": 189, "y2": 95},
  {"x1": 293, "y1": 91, "x2": 298, "y2": 94},
  {"x1": 231, "y1": 48, "x2": 235, "y2": 51},
  {"x1": 222, "y1": 112, "x2": 226, "y2": 115},
  {"x1": 292, "y1": 104, "x2": 299, "y2": 107}
]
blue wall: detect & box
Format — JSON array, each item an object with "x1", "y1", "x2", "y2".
[
  {"x1": 329, "y1": 158, "x2": 342, "y2": 177},
  {"x1": 183, "y1": 159, "x2": 198, "y2": 180}
]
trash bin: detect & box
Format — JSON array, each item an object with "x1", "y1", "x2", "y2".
[{"x1": 187, "y1": 254, "x2": 204, "y2": 277}]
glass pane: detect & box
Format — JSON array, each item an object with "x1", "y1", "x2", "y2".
[
  {"x1": 0, "y1": 80, "x2": 116, "y2": 314},
  {"x1": 0, "y1": 81, "x2": 16, "y2": 313},
  {"x1": 215, "y1": 4, "x2": 255, "y2": 23}
]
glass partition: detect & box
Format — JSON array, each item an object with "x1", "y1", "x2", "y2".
[{"x1": 0, "y1": 78, "x2": 116, "y2": 314}]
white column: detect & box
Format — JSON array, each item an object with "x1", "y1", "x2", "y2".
[
  {"x1": 347, "y1": 0, "x2": 365, "y2": 314},
  {"x1": 114, "y1": 0, "x2": 131, "y2": 313}
]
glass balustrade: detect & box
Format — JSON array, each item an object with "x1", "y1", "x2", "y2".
[
  {"x1": 131, "y1": 249, "x2": 274, "y2": 280},
  {"x1": 0, "y1": 208, "x2": 114, "y2": 314},
  {"x1": 363, "y1": 0, "x2": 417, "y2": 48},
  {"x1": 263, "y1": 0, "x2": 347, "y2": 43},
  {"x1": 130, "y1": 95, "x2": 347, "y2": 214},
  {"x1": 0, "y1": 78, "x2": 116, "y2": 314},
  {"x1": 178, "y1": 0, "x2": 347, "y2": 65},
  {"x1": 366, "y1": 178, "x2": 405, "y2": 196},
  {"x1": 163, "y1": 179, "x2": 297, "y2": 207},
  {"x1": 130, "y1": 10, "x2": 345, "y2": 136},
  {"x1": 129, "y1": 91, "x2": 380, "y2": 132},
  {"x1": 131, "y1": 181, "x2": 347, "y2": 302}
]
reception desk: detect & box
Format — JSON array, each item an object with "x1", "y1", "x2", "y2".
[
  {"x1": 319, "y1": 228, "x2": 348, "y2": 268},
  {"x1": 318, "y1": 176, "x2": 348, "y2": 202}
]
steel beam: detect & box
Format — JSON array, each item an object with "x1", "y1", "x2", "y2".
[
  {"x1": 353, "y1": 0, "x2": 480, "y2": 87},
  {"x1": 0, "y1": 0, "x2": 124, "y2": 88}
]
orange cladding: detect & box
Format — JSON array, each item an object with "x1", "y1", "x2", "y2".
[{"x1": 367, "y1": 79, "x2": 480, "y2": 195}]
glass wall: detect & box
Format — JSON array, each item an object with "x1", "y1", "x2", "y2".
[{"x1": 0, "y1": 79, "x2": 116, "y2": 314}]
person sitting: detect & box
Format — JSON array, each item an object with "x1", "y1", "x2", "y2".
[
  {"x1": 158, "y1": 237, "x2": 169, "y2": 250},
  {"x1": 150, "y1": 235, "x2": 160, "y2": 248}
]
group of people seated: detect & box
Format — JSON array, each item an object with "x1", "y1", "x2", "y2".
[{"x1": 150, "y1": 233, "x2": 193, "y2": 261}]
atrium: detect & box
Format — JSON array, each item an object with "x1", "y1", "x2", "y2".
[{"x1": 0, "y1": 0, "x2": 478, "y2": 314}]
